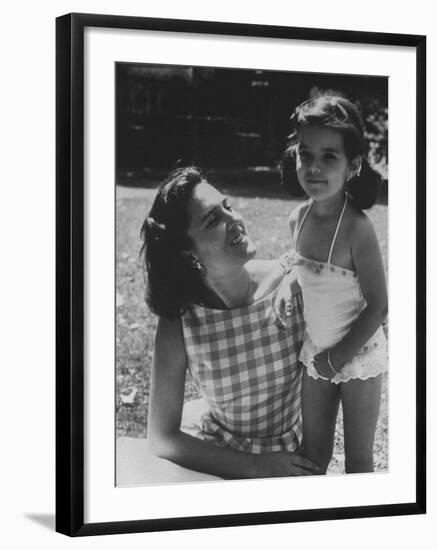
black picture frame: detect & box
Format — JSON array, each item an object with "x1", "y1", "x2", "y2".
[{"x1": 56, "y1": 12, "x2": 426, "y2": 537}]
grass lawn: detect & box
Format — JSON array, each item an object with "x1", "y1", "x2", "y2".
[{"x1": 116, "y1": 181, "x2": 388, "y2": 474}]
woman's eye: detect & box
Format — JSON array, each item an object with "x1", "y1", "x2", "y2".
[
  {"x1": 223, "y1": 200, "x2": 232, "y2": 211},
  {"x1": 207, "y1": 215, "x2": 219, "y2": 228}
]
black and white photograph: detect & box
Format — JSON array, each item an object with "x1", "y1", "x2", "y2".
[
  {"x1": 115, "y1": 64, "x2": 389, "y2": 486},
  {"x1": 54, "y1": 12, "x2": 425, "y2": 537}
]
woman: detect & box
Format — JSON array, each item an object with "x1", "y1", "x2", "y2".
[{"x1": 117, "y1": 166, "x2": 319, "y2": 484}]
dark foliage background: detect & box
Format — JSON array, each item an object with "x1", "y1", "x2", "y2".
[{"x1": 116, "y1": 64, "x2": 388, "y2": 181}]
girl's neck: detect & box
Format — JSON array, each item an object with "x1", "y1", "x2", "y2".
[
  {"x1": 311, "y1": 191, "x2": 346, "y2": 219},
  {"x1": 202, "y1": 265, "x2": 253, "y2": 309}
]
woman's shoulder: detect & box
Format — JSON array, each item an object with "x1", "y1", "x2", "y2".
[
  {"x1": 247, "y1": 259, "x2": 284, "y2": 298},
  {"x1": 154, "y1": 315, "x2": 188, "y2": 366},
  {"x1": 156, "y1": 314, "x2": 184, "y2": 343}
]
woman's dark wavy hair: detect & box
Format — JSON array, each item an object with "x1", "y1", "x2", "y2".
[
  {"x1": 140, "y1": 166, "x2": 209, "y2": 320},
  {"x1": 281, "y1": 94, "x2": 381, "y2": 210}
]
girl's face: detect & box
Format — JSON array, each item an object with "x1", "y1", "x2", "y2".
[
  {"x1": 296, "y1": 125, "x2": 356, "y2": 202},
  {"x1": 186, "y1": 182, "x2": 256, "y2": 272}
]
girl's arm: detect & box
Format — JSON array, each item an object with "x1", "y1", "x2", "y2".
[
  {"x1": 148, "y1": 315, "x2": 319, "y2": 479},
  {"x1": 314, "y1": 214, "x2": 387, "y2": 376}
]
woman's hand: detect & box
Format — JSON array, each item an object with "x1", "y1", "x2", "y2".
[{"x1": 255, "y1": 451, "x2": 321, "y2": 478}]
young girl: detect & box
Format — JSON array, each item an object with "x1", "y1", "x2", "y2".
[{"x1": 279, "y1": 94, "x2": 388, "y2": 474}]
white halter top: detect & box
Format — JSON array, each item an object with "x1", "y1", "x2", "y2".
[{"x1": 295, "y1": 197, "x2": 366, "y2": 349}]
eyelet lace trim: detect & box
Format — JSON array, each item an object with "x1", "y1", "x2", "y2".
[{"x1": 280, "y1": 250, "x2": 358, "y2": 278}]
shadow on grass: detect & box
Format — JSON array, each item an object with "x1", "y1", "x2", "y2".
[{"x1": 118, "y1": 168, "x2": 388, "y2": 204}]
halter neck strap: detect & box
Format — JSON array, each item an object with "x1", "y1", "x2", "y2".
[
  {"x1": 294, "y1": 196, "x2": 348, "y2": 264},
  {"x1": 327, "y1": 196, "x2": 348, "y2": 264}
]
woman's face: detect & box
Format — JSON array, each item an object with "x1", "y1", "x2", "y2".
[
  {"x1": 296, "y1": 125, "x2": 355, "y2": 202},
  {"x1": 186, "y1": 182, "x2": 256, "y2": 273}
]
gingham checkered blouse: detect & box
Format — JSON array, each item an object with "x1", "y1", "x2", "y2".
[{"x1": 182, "y1": 282, "x2": 305, "y2": 454}]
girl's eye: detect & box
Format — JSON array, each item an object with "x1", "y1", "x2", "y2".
[
  {"x1": 324, "y1": 154, "x2": 337, "y2": 161},
  {"x1": 223, "y1": 200, "x2": 232, "y2": 211}
]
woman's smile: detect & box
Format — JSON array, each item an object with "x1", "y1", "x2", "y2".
[{"x1": 229, "y1": 222, "x2": 248, "y2": 246}]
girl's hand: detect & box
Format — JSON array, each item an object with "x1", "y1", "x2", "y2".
[
  {"x1": 312, "y1": 350, "x2": 342, "y2": 379},
  {"x1": 273, "y1": 287, "x2": 294, "y2": 330},
  {"x1": 255, "y1": 451, "x2": 321, "y2": 478},
  {"x1": 273, "y1": 269, "x2": 300, "y2": 330}
]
